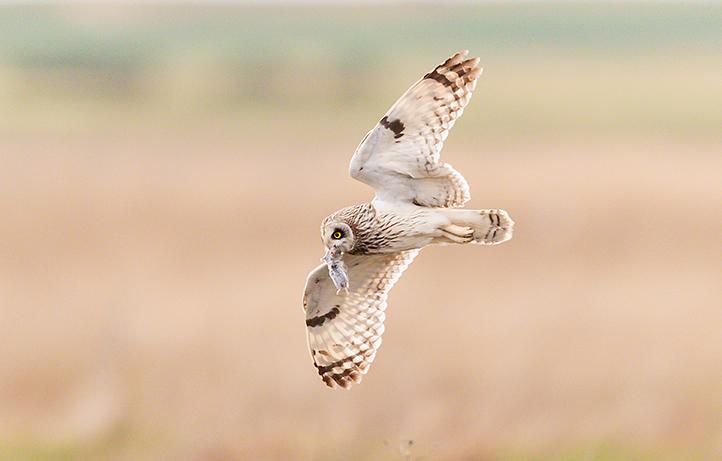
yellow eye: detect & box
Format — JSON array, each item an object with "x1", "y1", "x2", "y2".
[{"x1": 332, "y1": 230, "x2": 343, "y2": 240}]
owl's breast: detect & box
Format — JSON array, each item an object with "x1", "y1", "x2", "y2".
[{"x1": 351, "y1": 211, "x2": 427, "y2": 254}]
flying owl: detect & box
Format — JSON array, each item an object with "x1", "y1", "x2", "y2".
[{"x1": 303, "y1": 50, "x2": 514, "y2": 389}]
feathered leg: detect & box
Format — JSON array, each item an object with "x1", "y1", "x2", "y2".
[{"x1": 435, "y1": 209, "x2": 514, "y2": 245}]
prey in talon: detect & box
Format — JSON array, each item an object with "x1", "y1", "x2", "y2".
[{"x1": 322, "y1": 248, "x2": 349, "y2": 293}]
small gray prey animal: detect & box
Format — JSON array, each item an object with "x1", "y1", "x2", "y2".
[{"x1": 302, "y1": 50, "x2": 514, "y2": 389}]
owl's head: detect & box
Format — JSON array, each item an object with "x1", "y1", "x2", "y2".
[
  {"x1": 321, "y1": 221, "x2": 355, "y2": 255},
  {"x1": 320, "y1": 219, "x2": 355, "y2": 293}
]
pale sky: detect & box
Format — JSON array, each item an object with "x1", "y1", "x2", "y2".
[{"x1": 0, "y1": 0, "x2": 714, "y2": 4}]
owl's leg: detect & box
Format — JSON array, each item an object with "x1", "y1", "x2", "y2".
[
  {"x1": 438, "y1": 224, "x2": 475, "y2": 244},
  {"x1": 437, "y1": 208, "x2": 514, "y2": 245}
]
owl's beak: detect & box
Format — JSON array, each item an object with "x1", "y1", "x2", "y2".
[{"x1": 323, "y1": 247, "x2": 349, "y2": 294}]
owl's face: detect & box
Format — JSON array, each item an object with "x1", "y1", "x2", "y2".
[{"x1": 322, "y1": 222, "x2": 355, "y2": 256}]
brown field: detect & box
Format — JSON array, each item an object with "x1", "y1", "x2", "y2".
[
  {"x1": 1, "y1": 3, "x2": 721, "y2": 460},
  {"x1": 2, "y1": 130, "x2": 720, "y2": 460}
]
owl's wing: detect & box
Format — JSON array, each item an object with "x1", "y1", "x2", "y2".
[
  {"x1": 350, "y1": 50, "x2": 482, "y2": 208},
  {"x1": 302, "y1": 250, "x2": 419, "y2": 389}
]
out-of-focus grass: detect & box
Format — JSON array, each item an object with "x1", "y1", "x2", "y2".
[
  {"x1": 500, "y1": 446, "x2": 696, "y2": 461},
  {"x1": 1, "y1": 4, "x2": 721, "y2": 461},
  {"x1": 0, "y1": 439, "x2": 712, "y2": 461},
  {"x1": 2, "y1": 139, "x2": 719, "y2": 460},
  {"x1": 0, "y1": 3, "x2": 721, "y2": 139},
  {"x1": 4, "y1": 54, "x2": 721, "y2": 141},
  {"x1": 1, "y1": 3, "x2": 720, "y2": 64}
]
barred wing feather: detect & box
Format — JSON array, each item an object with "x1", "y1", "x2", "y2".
[
  {"x1": 302, "y1": 250, "x2": 419, "y2": 389},
  {"x1": 350, "y1": 50, "x2": 482, "y2": 208}
]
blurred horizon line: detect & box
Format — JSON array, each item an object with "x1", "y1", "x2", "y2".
[{"x1": 1, "y1": 0, "x2": 720, "y2": 5}]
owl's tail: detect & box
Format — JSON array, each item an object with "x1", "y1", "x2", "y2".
[{"x1": 435, "y1": 208, "x2": 514, "y2": 246}]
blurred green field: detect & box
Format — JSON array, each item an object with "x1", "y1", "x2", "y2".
[
  {"x1": 0, "y1": 3, "x2": 721, "y2": 461},
  {"x1": 0, "y1": 3, "x2": 721, "y2": 138}
]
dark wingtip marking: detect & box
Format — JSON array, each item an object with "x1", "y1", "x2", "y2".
[
  {"x1": 380, "y1": 116, "x2": 405, "y2": 138},
  {"x1": 306, "y1": 306, "x2": 340, "y2": 327},
  {"x1": 424, "y1": 68, "x2": 449, "y2": 86},
  {"x1": 423, "y1": 54, "x2": 477, "y2": 90}
]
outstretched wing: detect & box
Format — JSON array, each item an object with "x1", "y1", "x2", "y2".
[
  {"x1": 350, "y1": 50, "x2": 482, "y2": 208},
  {"x1": 302, "y1": 250, "x2": 419, "y2": 389}
]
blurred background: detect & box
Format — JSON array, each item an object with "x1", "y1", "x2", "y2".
[{"x1": 0, "y1": 1, "x2": 720, "y2": 460}]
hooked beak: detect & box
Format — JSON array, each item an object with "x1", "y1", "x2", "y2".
[{"x1": 322, "y1": 247, "x2": 349, "y2": 294}]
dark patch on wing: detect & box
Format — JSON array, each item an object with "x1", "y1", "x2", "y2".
[
  {"x1": 314, "y1": 354, "x2": 354, "y2": 376},
  {"x1": 423, "y1": 59, "x2": 471, "y2": 98},
  {"x1": 306, "y1": 306, "x2": 340, "y2": 327},
  {"x1": 380, "y1": 116, "x2": 405, "y2": 139},
  {"x1": 424, "y1": 68, "x2": 450, "y2": 86}
]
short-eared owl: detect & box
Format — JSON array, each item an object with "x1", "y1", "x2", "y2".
[{"x1": 303, "y1": 51, "x2": 514, "y2": 389}]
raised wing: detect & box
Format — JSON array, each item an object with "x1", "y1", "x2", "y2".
[
  {"x1": 302, "y1": 250, "x2": 419, "y2": 389},
  {"x1": 350, "y1": 50, "x2": 482, "y2": 208}
]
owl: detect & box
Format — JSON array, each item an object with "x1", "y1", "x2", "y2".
[{"x1": 303, "y1": 51, "x2": 514, "y2": 389}]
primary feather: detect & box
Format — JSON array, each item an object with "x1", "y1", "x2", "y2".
[{"x1": 350, "y1": 50, "x2": 482, "y2": 208}]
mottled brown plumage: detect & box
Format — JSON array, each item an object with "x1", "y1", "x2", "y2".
[{"x1": 303, "y1": 51, "x2": 514, "y2": 389}]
